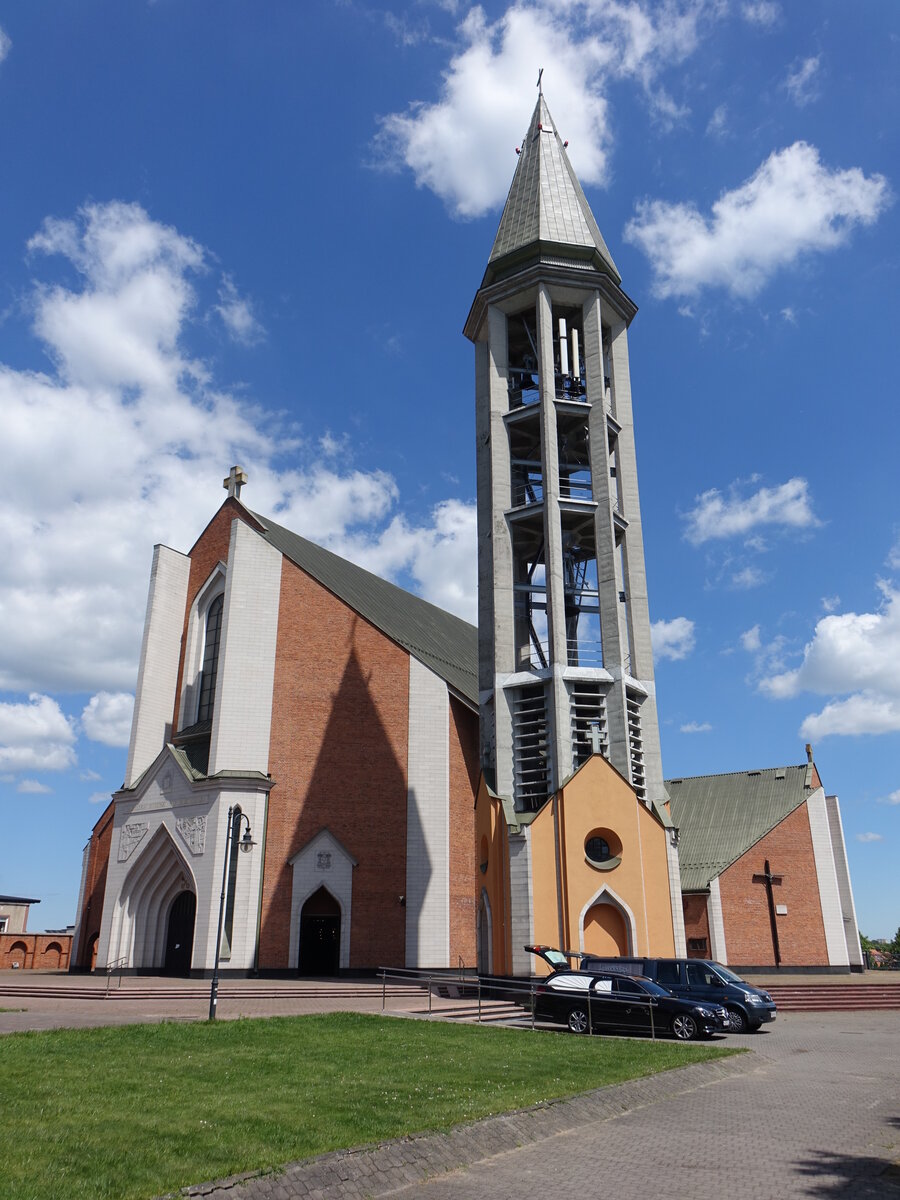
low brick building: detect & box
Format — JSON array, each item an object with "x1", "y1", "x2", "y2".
[
  {"x1": 1, "y1": 895, "x2": 72, "y2": 970},
  {"x1": 669, "y1": 755, "x2": 863, "y2": 972}
]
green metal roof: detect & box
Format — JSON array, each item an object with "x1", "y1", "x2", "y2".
[
  {"x1": 250, "y1": 510, "x2": 479, "y2": 709},
  {"x1": 667, "y1": 763, "x2": 816, "y2": 891},
  {"x1": 487, "y1": 94, "x2": 620, "y2": 282}
]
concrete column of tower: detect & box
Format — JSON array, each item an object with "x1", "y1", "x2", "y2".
[
  {"x1": 584, "y1": 295, "x2": 630, "y2": 782},
  {"x1": 475, "y1": 304, "x2": 516, "y2": 799},
  {"x1": 606, "y1": 315, "x2": 665, "y2": 804},
  {"x1": 536, "y1": 284, "x2": 574, "y2": 790}
]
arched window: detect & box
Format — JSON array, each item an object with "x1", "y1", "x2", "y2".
[{"x1": 197, "y1": 594, "x2": 224, "y2": 722}]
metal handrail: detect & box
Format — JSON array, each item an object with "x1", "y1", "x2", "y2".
[{"x1": 103, "y1": 957, "x2": 129, "y2": 996}]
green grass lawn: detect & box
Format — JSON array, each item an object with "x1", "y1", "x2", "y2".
[{"x1": 1, "y1": 1013, "x2": 736, "y2": 1200}]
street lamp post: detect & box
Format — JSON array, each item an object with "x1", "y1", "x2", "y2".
[{"x1": 208, "y1": 805, "x2": 255, "y2": 1021}]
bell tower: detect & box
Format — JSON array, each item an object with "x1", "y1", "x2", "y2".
[{"x1": 465, "y1": 92, "x2": 666, "y2": 824}]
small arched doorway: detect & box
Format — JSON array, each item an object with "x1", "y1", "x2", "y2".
[
  {"x1": 88, "y1": 933, "x2": 99, "y2": 971},
  {"x1": 583, "y1": 901, "x2": 629, "y2": 957},
  {"x1": 44, "y1": 942, "x2": 62, "y2": 969},
  {"x1": 163, "y1": 890, "x2": 196, "y2": 975},
  {"x1": 477, "y1": 891, "x2": 492, "y2": 975},
  {"x1": 298, "y1": 887, "x2": 341, "y2": 976}
]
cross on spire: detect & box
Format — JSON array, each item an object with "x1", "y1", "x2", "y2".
[
  {"x1": 223, "y1": 465, "x2": 248, "y2": 500},
  {"x1": 536, "y1": 66, "x2": 543, "y2": 94}
]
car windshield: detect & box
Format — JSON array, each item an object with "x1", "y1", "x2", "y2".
[
  {"x1": 633, "y1": 978, "x2": 671, "y2": 997},
  {"x1": 711, "y1": 963, "x2": 746, "y2": 985}
]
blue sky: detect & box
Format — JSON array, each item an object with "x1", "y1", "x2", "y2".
[{"x1": 0, "y1": 1, "x2": 897, "y2": 940}]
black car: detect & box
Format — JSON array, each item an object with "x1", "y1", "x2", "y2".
[{"x1": 531, "y1": 967, "x2": 729, "y2": 1040}]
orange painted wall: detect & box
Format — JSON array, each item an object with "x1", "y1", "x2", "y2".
[
  {"x1": 473, "y1": 780, "x2": 511, "y2": 974},
  {"x1": 529, "y1": 755, "x2": 676, "y2": 969}
]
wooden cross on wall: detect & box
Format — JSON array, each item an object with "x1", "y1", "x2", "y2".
[{"x1": 752, "y1": 858, "x2": 784, "y2": 967}]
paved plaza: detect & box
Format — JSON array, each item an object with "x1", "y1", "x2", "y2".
[{"x1": 1, "y1": 975, "x2": 898, "y2": 1199}]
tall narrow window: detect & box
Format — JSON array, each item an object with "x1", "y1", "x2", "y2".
[{"x1": 197, "y1": 594, "x2": 224, "y2": 722}]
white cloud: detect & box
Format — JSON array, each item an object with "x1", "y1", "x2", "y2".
[
  {"x1": 741, "y1": 1, "x2": 779, "y2": 25},
  {"x1": 730, "y1": 566, "x2": 766, "y2": 589},
  {"x1": 684, "y1": 477, "x2": 818, "y2": 544},
  {"x1": 821, "y1": 595, "x2": 840, "y2": 613},
  {"x1": 374, "y1": 0, "x2": 724, "y2": 218},
  {"x1": 651, "y1": 616, "x2": 696, "y2": 661},
  {"x1": 780, "y1": 306, "x2": 796, "y2": 324},
  {"x1": 17, "y1": 779, "x2": 53, "y2": 794},
  {"x1": 80, "y1": 769, "x2": 102, "y2": 782},
  {"x1": 81, "y1": 692, "x2": 135, "y2": 747},
  {"x1": 887, "y1": 535, "x2": 900, "y2": 570},
  {"x1": 88, "y1": 791, "x2": 111, "y2": 806},
  {"x1": 877, "y1": 789, "x2": 900, "y2": 806},
  {"x1": 0, "y1": 201, "x2": 478, "y2": 698},
  {"x1": 763, "y1": 586, "x2": 900, "y2": 738},
  {"x1": 783, "y1": 55, "x2": 821, "y2": 107},
  {"x1": 706, "y1": 104, "x2": 728, "y2": 139},
  {"x1": 741, "y1": 624, "x2": 761, "y2": 652},
  {"x1": 856, "y1": 832, "x2": 883, "y2": 844},
  {"x1": 624, "y1": 142, "x2": 890, "y2": 299},
  {"x1": 0, "y1": 26, "x2": 10, "y2": 63},
  {"x1": 680, "y1": 721, "x2": 712, "y2": 733},
  {"x1": 215, "y1": 275, "x2": 265, "y2": 346},
  {"x1": 0, "y1": 694, "x2": 77, "y2": 773}
]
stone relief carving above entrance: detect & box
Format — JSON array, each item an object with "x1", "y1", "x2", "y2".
[
  {"x1": 118, "y1": 822, "x2": 149, "y2": 862},
  {"x1": 175, "y1": 816, "x2": 207, "y2": 856}
]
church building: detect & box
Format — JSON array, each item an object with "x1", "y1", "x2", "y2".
[
  {"x1": 72, "y1": 92, "x2": 861, "y2": 977},
  {"x1": 72, "y1": 488, "x2": 481, "y2": 974}
]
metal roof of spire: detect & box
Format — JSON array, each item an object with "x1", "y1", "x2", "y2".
[{"x1": 487, "y1": 93, "x2": 620, "y2": 283}]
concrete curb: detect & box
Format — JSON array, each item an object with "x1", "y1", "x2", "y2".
[{"x1": 166, "y1": 1052, "x2": 756, "y2": 1200}]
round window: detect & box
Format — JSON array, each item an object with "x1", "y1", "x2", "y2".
[
  {"x1": 584, "y1": 829, "x2": 622, "y2": 870},
  {"x1": 585, "y1": 836, "x2": 611, "y2": 863}
]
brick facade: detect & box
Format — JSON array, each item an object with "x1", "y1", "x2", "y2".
[
  {"x1": 169, "y1": 499, "x2": 264, "y2": 729},
  {"x1": 448, "y1": 696, "x2": 479, "y2": 965},
  {"x1": 682, "y1": 893, "x2": 711, "y2": 958},
  {"x1": 73, "y1": 802, "x2": 115, "y2": 970},
  {"x1": 718, "y1": 800, "x2": 829, "y2": 968},
  {"x1": 261, "y1": 554, "x2": 409, "y2": 970}
]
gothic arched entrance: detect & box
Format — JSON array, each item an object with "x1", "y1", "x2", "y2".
[
  {"x1": 583, "y1": 901, "x2": 630, "y2": 957},
  {"x1": 163, "y1": 890, "x2": 196, "y2": 975},
  {"x1": 298, "y1": 887, "x2": 341, "y2": 976}
]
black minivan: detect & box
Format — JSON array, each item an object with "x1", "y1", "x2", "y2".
[{"x1": 579, "y1": 956, "x2": 776, "y2": 1032}]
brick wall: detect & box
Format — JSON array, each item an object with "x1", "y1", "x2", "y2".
[
  {"x1": 170, "y1": 500, "x2": 263, "y2": 728},
  {"x1": 682, "y1": 893, "x2": 711, "y2": 957},
  {"x1": 1, "y1": 934, "x2": 72, "y2": 970},
  {"x1": 718, "y1": 800, "x2": 829, "y2": 967},
  {"x1": 73, "y1": 801, "x2": 115, "y2": 970},
  {"x1": 261, "y1": 557, "x2": 411, "y2": 969},
  {"x1": 448, "y1": 696, "x2": 479, "y2": 966}
]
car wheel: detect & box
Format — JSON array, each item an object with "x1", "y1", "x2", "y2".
[
  {"x1": 725, "y1": 1007, "x2": 748, "y2": 1033},
  {"x1": 671, "y1": 1013, "x2": 699, "y2": 1041},
  {"x1": 567, "y1": 1006, "x2": 590, "y2": 1034}
]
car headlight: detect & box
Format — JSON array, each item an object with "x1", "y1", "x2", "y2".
[
  {"x1": 743, "y1": 991, "x2": 764, "y2": 1004},
  {"x1": 696, "y1": 1007, "x2": 713, "y2": 1017}
]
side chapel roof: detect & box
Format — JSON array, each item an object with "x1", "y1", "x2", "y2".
[
  {"x1": 486, "y1": 93, "x2": 620, "y2": 284},
  {"x1": 667, "y1": 763, "x2": 817, "y2": 891},
  {"x1": 249, "y1": 509, "x2": 479, "y2": 709}
]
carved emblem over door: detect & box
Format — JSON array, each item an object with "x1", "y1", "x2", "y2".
[
  {"x1": 118, "y1": 822, "x2": 149, "y2": 862},
  {"x1": 175, "y1": 816, "x2": 207, "y2": 856}
]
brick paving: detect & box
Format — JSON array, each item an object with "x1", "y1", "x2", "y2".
[{"x1": 170, "y1": 1012, "x2": 900, "y2": 1200}]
